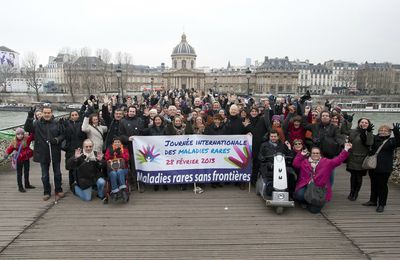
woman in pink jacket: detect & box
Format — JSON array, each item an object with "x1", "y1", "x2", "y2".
[{"x1": 293, "y1": 143, "x2": 352, "y2": 213}]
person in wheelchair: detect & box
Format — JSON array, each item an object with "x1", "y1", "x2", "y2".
[
  {"x1": 105, "y1": 137, "x2": 130, "y2": 202},
  {"x1": 67, "y1": 139, "x2": 106, "y2": 201},
  {"x1": 258, "y1": 130, "x2": 296, "y2": 197}
]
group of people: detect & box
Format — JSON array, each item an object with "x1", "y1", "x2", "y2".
[{"x1": 3, "y1": 88, "x2": 399, "y2": 213}]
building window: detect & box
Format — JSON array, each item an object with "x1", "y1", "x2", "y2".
[
  {"x1": 174, "y1": 60, "x2": 177, "y2": 69},
  {"x1": 191, "y1": 60, "x2": 194, "y2": 69},
  {"x1": 182, "y1": 60, "x2": 186, "y2": 69}
]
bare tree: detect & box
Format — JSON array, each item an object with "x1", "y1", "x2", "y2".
[
  {"x1": 60, "y1": 47, "x2": 79, "y2": 102},
  {"x1": 114, "y1": 51, "x2": 133, "y2": 94},
  {"x1": 79, "y1": 47, "x2": 93, "y2": 95},
  {"x1": 23, "y1": 52, "x2": 41, "y2": 101},
  {"x1": 96, "y1": 48, "x2": 112, "y2": 92}
]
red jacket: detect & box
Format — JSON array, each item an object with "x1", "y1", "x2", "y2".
[
  {"x1": 105, "y1": 145, "x2": 130, "y2": 168},
  {"x1": 5, "y1": 134, "x2": 34, "y2": 162}
]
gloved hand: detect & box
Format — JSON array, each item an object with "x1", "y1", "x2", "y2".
[
  {"x1": 343, "y1": 113, "x2": 354, "y2": 123},
  {"x1": 367, "y1": 123, "x2": 374, "y2": 132},
  {"x1": 28, "y1": 107, "x2": 36, "y2": 118},
  {"x1": 115, "y1": 148, "x2": 121, "y2": 155},
  {"x1": 49, "y1": 138, "x2": 58, "y2": 145},
  {"x1": 393, "y1": 123, "x2": 400, "y2": 133}
]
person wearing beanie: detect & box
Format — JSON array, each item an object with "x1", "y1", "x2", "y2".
[
  {"x1": 4, "y1": 128, "x2": 35, "y2": 192},
  {"x1": 271, "y1": 114, "x2": 286, "y2": 143}
]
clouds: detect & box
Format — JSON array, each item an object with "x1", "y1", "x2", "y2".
[{"x1": 3, "y1": 0, "x2": 400, "y2": 67}]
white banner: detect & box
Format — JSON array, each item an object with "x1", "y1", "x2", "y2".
[{"x1": 132, "y1": 135, "x2": 252, "y2": 185}]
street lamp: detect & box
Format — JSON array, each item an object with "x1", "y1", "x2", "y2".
[
  {"x1": 116, "y1": 65, "x2": 123, "y2": 104},
  {"x1": 245, "y1": 67, "x2": 251, "y2": 96},
  {"x1": 214, "y1": 77, "x2": 217, "y2": 93},
  {"x1": 150, "y1": 77, "x2": 154, "y2": 92}
]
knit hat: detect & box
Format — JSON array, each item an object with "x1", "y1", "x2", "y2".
[
  {"x1": 333, "y1": 106, "x2": 341, "y2": 113},
  {"x1": 15, "y1": 127, "x2": 24, "y2": 135},
  {"x1": 272, "y1": 115, "x2": 281, "y2": 122}
]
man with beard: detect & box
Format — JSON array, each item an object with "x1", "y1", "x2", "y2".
[{"x1": 67, "y1": 139, "x2": 106, "y2": 201}]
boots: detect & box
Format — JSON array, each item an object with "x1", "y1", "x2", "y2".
[{"x1": 25, "y1": 180, "x2": 36, "y2": 189}]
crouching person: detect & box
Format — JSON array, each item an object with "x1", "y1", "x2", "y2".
[
  {"x1": 105, "y1": 137, "x2": 130, "y2": 202},
  {"x1": 293, "y1": 143, "x2": 352, "y2": 213},
  {"x1": 67, "y1": 139, "x2": 106, "y2": 201}
]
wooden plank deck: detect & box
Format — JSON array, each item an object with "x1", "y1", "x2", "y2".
[{"x1": 0, "y1": 163, "x2": 399, "y2": 259}]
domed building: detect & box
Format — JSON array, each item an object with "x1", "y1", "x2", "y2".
[{"x1": 163, "y1": 33, "x2": 205, "y2": 90}]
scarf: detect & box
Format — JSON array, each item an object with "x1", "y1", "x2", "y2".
[
  {"x1": 109, "y1": 144, "x2": 125, "y2": 159},
  {"x1": 308, "y1": 157, "x2": 320, "y2": 172},
  {"x1": 83, "y1": 151, "x2": 96, "y2": 162}
]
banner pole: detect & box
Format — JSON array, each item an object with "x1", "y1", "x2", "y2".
[{"x1": 193, "y1": 183, "x2": 197, "y2": 194}]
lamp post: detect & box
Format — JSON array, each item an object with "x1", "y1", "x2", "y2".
[
  {"x1": 214, "y1": 77, "x2": 217, "y2": 93},
  {"x1": 150, "y1": 77, "x2": 154, "y2": 92},
  {"x1": 116, "y1": 66, "x2": 123, "y2": 104},
  {"x1": 245, "y1": 67, "x2": 251, "y2": 96}
]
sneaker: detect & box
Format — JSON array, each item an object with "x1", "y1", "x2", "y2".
[
  {"x1": 121, "y1": 188, "x2": 129, "y2": 203},
  {"x1": 43, "y1": 194, "x2": 51, "y2": 201},
  {"x1": 19, "y1": 187, "x2": 26, "y2": 193},
  {"x1": 56, "y1": 192, "x2": 65, "y2": 198}
]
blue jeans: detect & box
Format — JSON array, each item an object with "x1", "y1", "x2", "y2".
[
  {"x1": 108, "y1": 169, "x2": 127, "y2": 193},
  {"x1": 74, "y1": 178, "x2": 106, "y2": 201},
  {"x1": 40, "y1": 161, "x2": 62, "y2": 195},
  {"x1": 294, "y1": 186, "x2": 325, "y2": 214}
]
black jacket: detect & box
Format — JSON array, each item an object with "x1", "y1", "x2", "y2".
[
  {"x1": 24, "y1": 117, "x2": 64, "y2": 164},
  {"x1": 204, "y1": 123, "x2": 226, "y2": 135},
  {"x1": 258, "y1": 140, "x2": 295, "y2": 178},
  {"x1": 102, "y1": 104, "x2": 121, "y2": 149},
  {"x1": 371, "y1": 130, "x2": 400, "y2": 173},
  {"x1": 67, "y1": 153, "x2": 105, "y2": 189},
  {"x1": 119, "y1": 116, "x2": 144, "y2": 145}
]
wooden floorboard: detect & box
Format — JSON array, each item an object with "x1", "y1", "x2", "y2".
[{"x1": 1, "y1": 162, "x2": 400, "y2": 259}]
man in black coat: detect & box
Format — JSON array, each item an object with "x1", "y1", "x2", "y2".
[
  {"x1": 303, "y1": 109, "x2": 345, "y2": 159},
  {"x1": 102, "y1": 100, "x2": 124, "y2": 150},
  {"x1": 24, "y1": 106, "x2": 65, "y2": 201},
  {"x1": 119, "y1": 105, "x2": 144, "y2": 191}
]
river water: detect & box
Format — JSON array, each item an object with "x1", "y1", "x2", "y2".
[{"x1": 0, "y1": 111, "x2": 399, "y2": 130}]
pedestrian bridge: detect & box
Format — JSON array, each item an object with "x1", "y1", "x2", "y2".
[{"x1": 0, "y1": 162, "x2": 399, "y2": 259}]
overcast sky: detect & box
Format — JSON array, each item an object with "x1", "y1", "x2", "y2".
[{"x1": 3, "y1": 0, "x2": 400, "y2": 67}]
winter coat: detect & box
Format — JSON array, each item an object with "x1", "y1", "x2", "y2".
[
  {"x1": 66, "y1": 152, "x2": 105, "y2": 189},
  {"x1": 252, "y1": 109, "x2": 273, "y2": 163},
  {"x1": 204, "y1": 123, "x2": 226, "y2": 135},
  {"x1": 304, "y1": 122, "x2": 345, "y2": 159},
  {"x1": 371, "y1": 130, "x2": 400, "y2": 173},
  {"x1": 346, "y1": 128, "x2": 373, "y2": 171},
  {"x1": 81, "y1": 117, "x2": 108, "y2": 153},
  {"x1": 102, "y1": 104, "x2": 121, "y2": 149},
  {"x1": 224, "y1": 115, "x2": 249, "y2": 135},
  {"x1": 119, "y1": 116, "x2": 144, "y2": 145},
  {"x1": 105, "y1": 145, "x2": 130, "y2": 169},
  {"x1": 24, "y1": 117, "x2": 64, "y2": 164},
  {"x1": 63, "y1": 119, "x2": 87, "y2": 165},
  {"x1": 258, "y1": 140, "x2": 295, "y2": 178},
  {"x1": 5, "y1": 134, "x2": 34, "y2": 162},
  {"x1": 293, "y1": 150, "x2": 349, "y2": 201}
]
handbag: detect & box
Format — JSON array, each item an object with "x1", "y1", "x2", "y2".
[
  {"x1": 304, "y1": 171, "x2": 327, "y2": 207},
  {"x1": 361, "y1": 140, "x2": 388, "y2": 170},
  {"x1": 11, "y1": 143, "x2": 23, "y2": 170}
]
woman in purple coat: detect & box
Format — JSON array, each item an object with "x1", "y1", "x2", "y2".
[{"x1": 293, "y1": 143, "x2": 352, "y2": 213}]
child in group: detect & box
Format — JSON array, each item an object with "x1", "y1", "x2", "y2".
[{"x1": 3, "y1": 127, "x2": 35, "y2": 192}]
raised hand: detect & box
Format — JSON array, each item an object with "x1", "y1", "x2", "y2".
[
  {"x1": 285, "y1": 141, "x2": 292, "y2": 150},
  {"x1": 304, "y1": 106, "x2": 311, "y2": 115},
  {"x1": 393, "y1": 123, "x2": 400, "y2": 132},
  {"x1": 344, "y1": 142, "x2": 353, "y2": 151},
  {"x1": 301, "y1": 149, "x2": 309, "y2": 156},
  {"x1": 367, "y1": 123, "x2": 374, "y2": 132},
  {"x1": 103, "y1": 95, "x2": 109, "y2": 105},
  {"x1": 28, "y1": 107, "x2": 36, "y2": 118},
  {"x1": 96, "y1": 151, "x2": 103, "y2": 161},
  {"x1": 74, "y1": 148, "x2": 82, "y2": 158}
]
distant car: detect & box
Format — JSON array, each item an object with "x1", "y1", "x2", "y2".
[{"x1": 67, "y1": 104, "x2": 82, "y2": 109}]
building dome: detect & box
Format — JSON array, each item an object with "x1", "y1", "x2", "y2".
[{"x1": 172, "y1": 34, "x2": 196, "y2": 56}]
